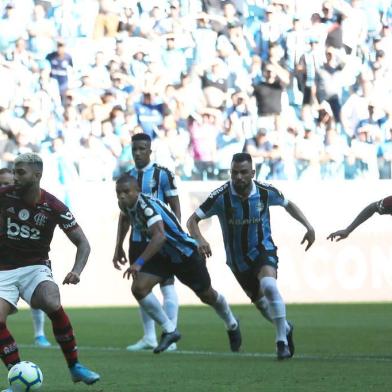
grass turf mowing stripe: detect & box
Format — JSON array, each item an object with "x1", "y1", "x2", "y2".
[{"x1": 18, "y1": 344, "x2": 392, "y2": 363}]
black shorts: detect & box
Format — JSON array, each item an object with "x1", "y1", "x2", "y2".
[
  {"x1": 132, "y1": 245, "x2": 211, "y2": 295},
  {"x1": 129, "y1": 241, "x2": 174, "y2": 285},
  {"x1": 171, "y1": 251, "x2": 211, "y2": 294},
  {"x1": 233, "y1": 251, "x2": 279, "y2": 302}
]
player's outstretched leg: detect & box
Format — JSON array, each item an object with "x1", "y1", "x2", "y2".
[
  {"x1": 47, "y1": 307, "x2": 100, "y2": 384},
  {"x1": 135, "y1": 292, "x2": 180, "y2": 354},
  {"x1": 126, "y1": 308, "x2": 157, "y2": 351},
  {"x1": 198, "y1": 289, "x2": 241, "y2": 352},
  {"x1": 254, "y1": 296, "x2": 295, "y2": 357},
  {"x1": 160, "y1": 280, "x2": 179, "y2": 352},
  {"x1": 31, "y1": 308, "x2": 51, "y2": 347},
  {"x1": 259, "y1": 277, "x2": 291, "y2": 360},
  {"x1": 69, "y1": 362, "x2": 100, "y2": 385},
  {"x1": 226, "y1": 318, "x2": 242, "y2": 352},
  {"x1": 286, "y1": 321, "x2": 295, "y2": 357},
  {"x1": 276, "y1": 341, "x2": 291, "y2": 360},
  {"x1": 153, "y1": 329, "x2": 181, "y2": 354},
  {"x1": 0, "y1": 323, "x2": 20, "y2": 369}
]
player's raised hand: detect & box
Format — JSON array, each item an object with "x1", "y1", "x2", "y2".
[
  {"x1": 197, "y1": 238, "x2": 212, "y2": 258},
  {"x1": 327, "y1": 229, "x2": 349, "y2": 242},
  {"x1": 113, "y1": 247, "x2": 128, "y2": 270},
  {"x1": 301, "y1": 228, "x2": 315, "y2": 251},
  {"x1": 63, "y1": 271, "x2": 80, "y2": 285}
]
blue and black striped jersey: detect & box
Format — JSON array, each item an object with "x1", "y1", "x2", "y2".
[
  {"x1": 195, "y1": 180, "x2": 288, "y2": 273},
  {"x1": 123, "y1": 193, "x2": 197, "y2": 262},
  {"x1": 128, "y1": 162, "x2": 177, "y2": 241}
]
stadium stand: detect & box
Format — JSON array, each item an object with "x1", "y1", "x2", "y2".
[{"x1": 0, "y1": 0, "x2": 391, "y2": 185}]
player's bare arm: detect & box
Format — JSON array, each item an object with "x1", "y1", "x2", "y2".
[
  {"x1": 167, "y1": 195, "x2": 181, "y2": 222},
  {"x1": 186, "y1": 213, "x2": 212, "y2": 258},
  {"x1": 327, "y1": 202, "x2": 378, "y2": 242},
  {"x1": 123, "y1": 220, "x2": 166, "y2": 280},
  {"x1": 63, "y1": 226, "x2": 91, "y2": 285},
  {"x1": 113, "y1": 212, "x2": 131, "y2": 270},
  {"x1": 284, "y1": 200, "x2": 315, "y2": 251}
]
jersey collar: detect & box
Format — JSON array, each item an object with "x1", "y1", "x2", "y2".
[
  {"x1": 138, "y1": 162, "x2": 154, "y2": 172},
  {"x1": 229, "y1": 180, "x2": 257, "y2": 198}
]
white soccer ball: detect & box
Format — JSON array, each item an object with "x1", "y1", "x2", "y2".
[{"x1": 7, "y1": 361, "x2": 43, "y2": 391}]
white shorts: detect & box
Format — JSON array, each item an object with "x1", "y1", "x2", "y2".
[{"x1": 0, "y1": 265, "x2": 55, "y2": 309}]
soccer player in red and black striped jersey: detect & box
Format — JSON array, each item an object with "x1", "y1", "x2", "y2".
[
  {"x1": 0, "y1": 153, "x2": 100, "y2": 387},
  {"x1": 327, "y1": 196, "x2": 392, "y2": 241},
  {"x1": 0, "y1": 167, "x2": 51, "y2": 348}
]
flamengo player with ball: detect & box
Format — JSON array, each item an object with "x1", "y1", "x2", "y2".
[{"x1": 0, "y1": 153, "x2": 100, "y2": 391}]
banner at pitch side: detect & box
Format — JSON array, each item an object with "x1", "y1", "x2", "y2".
[{"x1": 42, "y1": 180, "x2": 392, "y2": 307}]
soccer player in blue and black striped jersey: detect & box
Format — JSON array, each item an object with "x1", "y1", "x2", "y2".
[
  {"x1": 115, "y1": 174, "x2": 242, "y2": 354},
  {"x1": 187, "y1": 152, "x2": 315, "y2": 360},
  {"x1": 113, "y1": 133, "x2": 180, "y2": 352}
]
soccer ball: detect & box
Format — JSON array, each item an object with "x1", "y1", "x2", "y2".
[{"x1": 7, "y1": 361, "x2": 43, "y2": 391}]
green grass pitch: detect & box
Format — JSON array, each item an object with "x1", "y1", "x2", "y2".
[{"x1": 2, "y1": 304, "x2": 392, "y2": 391}]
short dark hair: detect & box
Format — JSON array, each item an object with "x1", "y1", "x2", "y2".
[
  {"x1": 131, "y1": 133, "x2": 151, "y2": 144},
  {"x1": 0, "y1": 168, "x2": 12, "y2": 175},
  {"x1": 116, "y1": 172, "x2": 139, "y2": 188},
  {"x1": 232, "y1": 152, "x2": 252, "y2": 164}
]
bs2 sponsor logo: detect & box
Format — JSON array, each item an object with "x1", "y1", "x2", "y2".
[{"x1": 7, "y1": 218, "x2": 40, "y2": 240}]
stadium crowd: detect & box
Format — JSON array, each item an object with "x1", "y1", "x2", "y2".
[{"x1": 0, "y1": 0, "x2": 391, "y2": 184}]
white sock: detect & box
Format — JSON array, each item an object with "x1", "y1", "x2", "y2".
[
  {"x1": 211, "y1": 293, "x2": 237, "y2": 330},
  {"x1": 259, "y1": 277, "x2": 287, "y2": 344},
  {"x1": 254, "y1": 296, "x2": 273, "y2": 323},
  {"x1": 255, "y1": 297, "x2": 291, "y2": 332},
  {"x1": 139, "y1": 307, "x2": 157, "y2": 343},
  {"x1": 31, "y1": 308, "x2": 45, "y2": 338},
  {"x1": 160, "y1": 284, "x2": 179, "y2": 327},
  {"x1": 138, "y1": 293, "x2": 175, "y2": 333}
]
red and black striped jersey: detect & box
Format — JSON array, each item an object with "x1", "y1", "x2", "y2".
[{"x1": 0, "y1": 186, "x2": 79, "y2": 270}]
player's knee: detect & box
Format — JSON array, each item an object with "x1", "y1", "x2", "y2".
[
  {"x1": 131, "y1": 282, "x2": 150, "y2": 300},
  {"x1": 197, "y1": 287, "x2": 217, "y2": 305},
  {"x1": 38, "y1": 298, "x2": 61, "y2": 314},
  {"x1": 260, "y1": 277, "x2": 278, "y2": 300}
]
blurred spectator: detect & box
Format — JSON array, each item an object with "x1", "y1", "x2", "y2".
[
  {"x1": 253, "y1": 44, "x2": 289, "y2": 131},
  {"x1": 0, "y1": 3, "x2": 27, "y2": 52},
  {"x1": 216, "y1": 116, "x2": 245, "y2": 180},
  {"x1": 46, "y1": 40, "x2": 73, "y2": 97},
  {"x1": 93, "y1": 0, "x2": 119, "y2": 39},
  {"x1": 356, "y1": 100, "x2": 389, "y2": 140},
  {"x1": 295, "y1": 128, "x2": 323, "y2": 180},
  {"x1": 188, "y1": 109, "x2": 219, "y2": 180},
  {"x1": 134, "y1": 92, "x2": 166, "y2": 139},
  {"x1": 378, "y1": 127, "x2": 392, "y2": 179},
  {"x1": 161, "y1": 33, "x2": 187, "y2": 85},
  {"x1": 254, "y1": 5, "x2": 284, "y2": 61},
  {"x1": 316, "y1": 46, "x2": 347, "y2": 122},
  {"x1": 28, "y1": 3, "x2": 56, "y2": 58},
  {"x1": 192, "y1": 13, "x2": 218, "y2": 67},
  {"x1": 320, "y1": 127, "x2": 348, "y2": 179},
  {"x1": 152, "y1": 114, "x2": 191, "y2": 177},
  {"x1": 350, "y1": 126, "x2": 379, "y2": 178},
  {"x1": 244, "y1": 128, "x2": 273, "y2": 180}
]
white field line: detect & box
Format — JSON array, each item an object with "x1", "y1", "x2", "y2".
[{"x1": 18, "y1": 344, "x2": 392, "y2": 363}]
